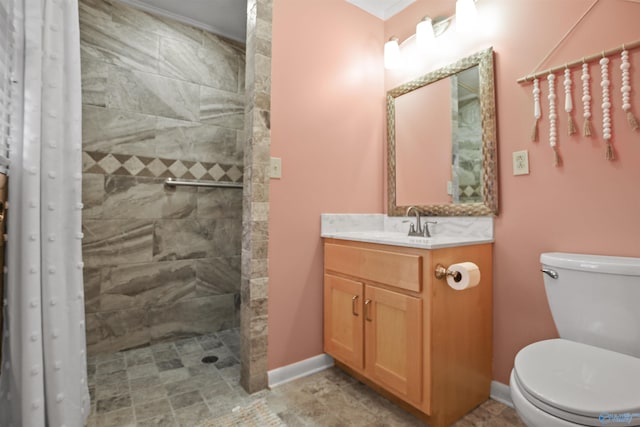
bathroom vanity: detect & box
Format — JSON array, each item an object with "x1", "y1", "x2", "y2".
[{"x1": 322, "y1": 226, "x2": 493, "y2": 427}]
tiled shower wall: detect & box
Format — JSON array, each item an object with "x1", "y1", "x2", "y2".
[{"x1": 79, "y1": 0, "x2": 245, "y2": 355}]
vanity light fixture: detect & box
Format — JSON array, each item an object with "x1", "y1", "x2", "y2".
[{"x1": 384, "y1": 0, "x2": 479, "y2": 69}]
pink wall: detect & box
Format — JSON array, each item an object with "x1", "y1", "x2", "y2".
[
  {"x1": 386, "y1": 0, "x2": 640, "y2": 384},
  {"x1": 269, "y1": 0, "x2": 385, "y2": 369},
  {"x1": 270, "y1": 0, "x2": 640, "y2": 384}
]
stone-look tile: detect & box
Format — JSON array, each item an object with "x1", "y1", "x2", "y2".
[
  {"x1": 88, "y1": 333, "x2": 525, "y2": 427},
  {"x1": 156, "y1": 359, "x2": 184, "y2": 372},
  {"x1": 136, "y1": 414, "x2": 177, "y2": 427},
  {"x1": 173, "y1": 402, "x2": 212, "y2": 427},
  {"x1": 152, "y1": 218, "x2": 241, "y2": 261},
  {"x1": 196, "y1": 187, "x2": 242, "y2": 220},
  {"x1": 169, "y1": 390, "x2": 204, "y2": 410},
  {"x1": 134, "y1": 398, "x2": 173, "y2": 422},
  {"x1": 129, "y1": 375, "x2": 163, "y2": 392},
  {"x1": 173, "y1": 337, "x2": 202, "y2": 355},
  {"x1": 103, "y1": 175, "x2": 196, "y2": 220},
  {"x1": 78, "y1": 0, "x2": 113, "y2": 28},
  {"x1": 159, "y1": 37, "x2": 239, "y2": 91},
  {"x1": 81, "y1": 58, "x2": 108, "y2": 107},
  {"x1": 107, "y1": 66, "x2": 200, "y2": 122},
  {"x1": 130, "y1": 385, "x2": 168, "y2": 406},
  {"x1": 123, "y1": 347, "x2": 154, "y2": 367},
  {"x1": 96, "y1": 358, "x2": 127, "y2": 377},
  {"x1": 154, "y1": 118, "x2": 241, "y2": 164},
  {"x1": 83, "y1": 267, "x2": 101, "y2": 313},
  {"x1": 199, "y1": 86, "x2": 244, "y2": 130},
  {"x1": 195, "y1": 257, "x2": 240, "y2": 296},
  {"x1": 148, "y1": 295, "x2": 235, "y2": 342},
  {"x1": 85, "y1": 308, "x2": 150, "y2": 355},
  {"x1": 80, "y1": 18, "x2": 159, "y2": 75},
  {"x1": 82, "y1": 220, "x2": 154, "y2": 268},
  {"x1": 95, "y1": 406, "x2": 136, "y2": 427},
  {"x1": 127, "y1": 362, "x2": 159, "y2": 380},
  {"x1": 96, "y1": 393, "x2": 132, "y2": 414},
  {"x1": 95, "y1": 380, "x2": 129, "y2": 400},
  {"x1": 110, "y1": 1, "x2": 203, "y2": 48},
  {"x1": 82, "y1": 105, "x2": 157, "y2": 157},
  {"x1": 83, "y1": 173, "x2": 105, "y2": 219}
]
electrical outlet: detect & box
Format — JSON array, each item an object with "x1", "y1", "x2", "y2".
[
  {"x1": 513, "y1": 150, "x2": 529, "y2": 175},
  {"x1": 270, "y1": 157, "x2": 282, "y2": 179}
]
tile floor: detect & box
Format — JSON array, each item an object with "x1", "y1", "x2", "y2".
[{"x1": 87, "y1": 328, "x2": 525, "y2": 426}]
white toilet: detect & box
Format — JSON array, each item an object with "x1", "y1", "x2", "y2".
[{"x1": 510, "y1": 252, "x2": 640, "y2": 427}]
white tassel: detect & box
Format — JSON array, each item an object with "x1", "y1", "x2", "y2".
[
  {"x1": 532, "y1": 78, "x2": 541, "y2": 141},
  {"x1": 581, "y1": 63, "x2": 593, "y2": 137},
  {"x1": 548, "y1": 73, "x2": 560, "y2": 166},
  {"x1": 564, "y1": 68, "x2": 577, "y2": 135},
  {"x1": 621, "y1": 49, "x2": 639, "y2": 130},
  {"x1": 601, "y1": 57, "x2": 614, "y2": 160}
]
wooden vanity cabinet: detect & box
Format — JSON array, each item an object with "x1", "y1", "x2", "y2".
[{"x1": 323, "y1": 239, "x2": 493, "y2": 427}]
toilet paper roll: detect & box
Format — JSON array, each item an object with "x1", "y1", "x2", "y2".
[{"x1": 446, "y1": 262, "x2": 481, "y2": 291}]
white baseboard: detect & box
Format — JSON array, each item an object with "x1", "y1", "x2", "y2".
[
  {"x1": 268, "y1": 354, "x2": 334, "y2": 388},
  {"x1": 490, "y1": 380, "x2": 514, "y2": 408}
]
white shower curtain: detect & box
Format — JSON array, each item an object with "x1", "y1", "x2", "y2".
[{"x1": 0, "y1": 0, "x2": 91, "y2": 425}]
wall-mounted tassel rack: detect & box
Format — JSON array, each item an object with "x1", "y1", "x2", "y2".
[
  {"x1": 517, "y1": 39, "x2": 640, "y2": 84},
  {"x1": 516, "y1": 0, "x2": 640, "y2": 165}
]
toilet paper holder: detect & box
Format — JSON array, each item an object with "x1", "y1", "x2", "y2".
[{"x1": 434, "y1": 264, "x2": 463, "y2": 281}]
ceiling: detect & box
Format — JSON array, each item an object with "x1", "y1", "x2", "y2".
[
  {"x1": 345, "y1": 0, "x2": 415, "y2": 20},
  {"x1": 118, "y1": 0, "x2": 248, "y2": 42},
  {"x1": 117, "y1": 0, "x2": 416, "y2": 44}
]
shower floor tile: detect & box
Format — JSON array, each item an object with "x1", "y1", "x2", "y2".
[{"x1": 86, "y1": 327, "x2": 525, "y2": 426}]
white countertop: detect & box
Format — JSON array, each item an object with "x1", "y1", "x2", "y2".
[{"x1": 320, "y1": 214, "x2": 494, "y2": 249}]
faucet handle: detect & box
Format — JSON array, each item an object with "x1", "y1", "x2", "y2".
[
  {"x1": 402, "y1": 220, "x2": 416, "y2": 235},
  {"x1": 423, "y1": 220, "x2": 437, "y2": 238}
]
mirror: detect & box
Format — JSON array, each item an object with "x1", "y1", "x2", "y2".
[{"x1": 387, "y1": 47, "x2": 498, "y2": 216}]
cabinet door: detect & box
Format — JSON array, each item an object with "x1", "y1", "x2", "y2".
[
  {"x1": 364, "y1": 285, "x2": 422, "y2": 406},
  {"x1": 324, "y1": 274, "x2": 364, "y2": 371}
]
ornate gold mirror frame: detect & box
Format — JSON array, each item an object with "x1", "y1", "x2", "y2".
[{"x1": 387, "y1": 47, "x2": 498, "y2": 216}]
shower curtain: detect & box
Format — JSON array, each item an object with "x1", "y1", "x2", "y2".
[{"x1": 0, "y1": 0, "x2": 91, "y2": 425}]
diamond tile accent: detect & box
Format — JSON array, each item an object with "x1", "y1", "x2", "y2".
[
  {"x1": 123, "y1": 156, "x2": 145, "y2": 176},
  {"x1": 82, "y1": 151, "x2": 244, "y2": 183},
  {"x1": 168, "y1": 160, "x2": 188, "y2": 178},
  {"x1": 225, "y1": 165, "x2": 243, "y2": 183},
  {"x1": 147, "y1": 158, "x2": 168, "y2": 177},
  {"x1": 189, "y1": 163, "x2": 207, "y2": 179},
  {"x1": 98, "y1": 154, "x2": 122, "y2": 175},
  {"x1": 208, "y1": 164, "x2": 225, "y2": 181},
  {"x1": 463, "y1": 186, "x2": 475, "y2": 197}
]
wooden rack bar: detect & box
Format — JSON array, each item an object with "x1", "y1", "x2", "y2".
[{"x1": 517, "y1": 39, "x2": 640, "y2": 83}]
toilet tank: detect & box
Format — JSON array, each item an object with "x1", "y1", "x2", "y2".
[{"x1": 541, "y1": 252, "x2": 640, "y2": 358}]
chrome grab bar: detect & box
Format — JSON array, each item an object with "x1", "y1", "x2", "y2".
[{"x1": 165, "y1": 177, "x2": 243, "y2": 189}]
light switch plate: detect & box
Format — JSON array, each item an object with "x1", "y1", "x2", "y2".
[
  {"x1": 270, "y1": 157, "x2": 282, "y2": 179},
  {"x1": 513, "y1": 150, "x2": 529, "y2": 175}
]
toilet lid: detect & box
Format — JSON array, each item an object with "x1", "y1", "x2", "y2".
[{"x1": 514, "y1": 339, "x2": 640, "y2": 420}]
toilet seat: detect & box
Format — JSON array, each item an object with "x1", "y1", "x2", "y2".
[{"x1": 513, "y1": 339, "x2": 640, "y2": 427}]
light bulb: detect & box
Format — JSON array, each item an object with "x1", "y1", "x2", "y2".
[
  {"x1": 456, "y1": 0, "x2": 478, "y2": 33},
  {"x1": 416, "y1": 17, "x2": 435, "y2": 51},
  {"x1": 384, "y1": 37, "x2": 401, "y2": 69}
]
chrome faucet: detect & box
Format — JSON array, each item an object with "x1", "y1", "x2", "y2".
[{"x1": 405, "y1": 206, "x2": 437, "y2": 238}]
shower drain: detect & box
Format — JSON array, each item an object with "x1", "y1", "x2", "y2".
[{"x1": 201, "y1": 355, "x2": 219, "y2": 364}]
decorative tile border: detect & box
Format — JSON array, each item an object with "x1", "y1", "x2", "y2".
[{"x1": 82, "y1": 151, "x2": 244, "y2": 183}]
